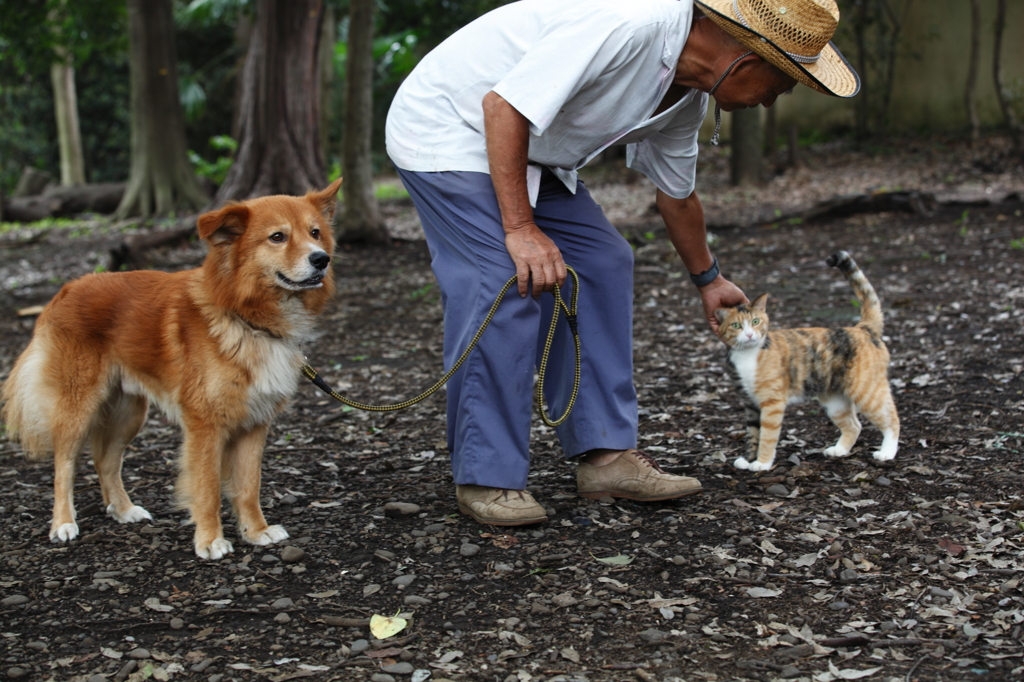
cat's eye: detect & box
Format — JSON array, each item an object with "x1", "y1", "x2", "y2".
[
  {"x1": 752, "y1": 318, "x2": 760, "y2": 325},
  {"x1": 731, "y1": 323, "x2": 741, "y2": 329}
]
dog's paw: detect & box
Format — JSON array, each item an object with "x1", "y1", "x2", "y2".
[
  {"x1": 747, "y1": 459, "x2": 774, "y2": 472},
  {"x1": 246, "y1": 525, "x2": 289, "y2": 546},
  {"x1": 872, "y1": 448, "x2": 897, "y2": 462},
  {"x1": 107, "y1": 504, "x2": 153, "y2": 524},
  {"x1": 195, "y1": 537, "x2": 234, "y2": 561},
  {"x1": 823, "y1": 446, "x2": 851, "y2": 458},
  {"x1": 733, "y1": 457, "x2": 751, "y2": 470},
  {"x1": 50, "y1": 522, "x2": 79, "y2": 543}
]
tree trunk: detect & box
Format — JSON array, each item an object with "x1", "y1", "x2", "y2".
[
  {"x1": 730, "y1": 108, "x2": 764, "y2": 187},
  {"x1": 853, "y1": 0, "x2": 870, "y2": 142},
  {"x1": 216, "y1": 0, "x2": 328, "y2": 203},
  {"x1": 992, "y1": 0, "x2": 1023, "y2": 155},
  {"x1": 50, "y1": 61, "x2": 86, "y2": 186},
  {"x1": 319, "y1": 3, "x2": 336, "y2": 157},
  {"x1": 335, "y1": 0, "x2": 388, "y2": 244},
  {"x1": 116, "y1": 0, "x2": 208, "y2": 219},
  {"x1": 965, "y1": 0, "x2": 981, "y2": 144}
]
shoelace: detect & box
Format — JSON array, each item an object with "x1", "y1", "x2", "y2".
[{"x1": 632, "y1": 449, "x2": 667, "y2": 473}]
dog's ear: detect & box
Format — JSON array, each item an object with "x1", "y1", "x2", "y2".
[
  {"x1": 197, "y1": 204, "x2": 250, "y2": 245},
  {"x1": 307, "y1": 178, "x2": 343, "y2": 222}
]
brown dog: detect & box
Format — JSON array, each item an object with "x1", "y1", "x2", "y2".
[{"x1": 1, "y1": 179, "x2": 341, "y2": 560}]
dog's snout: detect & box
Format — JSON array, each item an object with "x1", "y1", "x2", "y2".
[{"x1": 309, "y1": 251, "x2": 330, "y2": 270}]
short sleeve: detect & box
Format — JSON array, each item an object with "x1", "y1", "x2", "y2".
[
  {"x1": 626, "y1": 93, "x2": 708, "y2": 199},
  {"x1": 490, "y1": 14, "x2": 651, "y2": 137}
]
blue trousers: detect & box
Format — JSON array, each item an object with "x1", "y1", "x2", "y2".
[{"x1": 397, "y1": 168, "x2": 638, "y2": 489}]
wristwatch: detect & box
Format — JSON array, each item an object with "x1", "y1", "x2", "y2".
[{"x1": 689, "y1": 257, "x2": 720, "y2": 287}]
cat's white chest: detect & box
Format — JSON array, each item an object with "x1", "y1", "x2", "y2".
[{"x1": 729, "y1": 346, "x2": 761, "y2": 402}]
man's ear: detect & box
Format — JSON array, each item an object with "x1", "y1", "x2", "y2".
[
  {"x1": 308, "y1": 178, "x2": 344, "y2": 222},
  {"x1": 197, "y1": 204, "x2": 250, "y2": 245}
]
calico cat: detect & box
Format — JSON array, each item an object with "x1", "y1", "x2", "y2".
[{"x1": 716, "y1": 251, "x2": 899, "y2": 472}]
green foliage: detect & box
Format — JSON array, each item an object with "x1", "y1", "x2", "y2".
[
  {"x1": 188, "y1": 135, "x2": 237, "y2": 185},
  {"x1": 1010, "y1": 238, "x2": 1024, "y2": 250},
  {"x1": 0, "y1": 0, "x2": 128, "y2": 193}
]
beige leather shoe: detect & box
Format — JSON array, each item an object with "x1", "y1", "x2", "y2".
[
  {"x1": 456, "y1": 485, "x2": 548, "y2": 526},
  {"x1": 577, "y1": 449, "x2": 702, "y2": 501}
]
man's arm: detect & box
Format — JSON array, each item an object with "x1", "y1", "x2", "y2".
[
  {"x1": 482, "y1": 91, "x2": 567, "y2": 298},
  {"x1": 656, "y1": 188, "x2": 747, "y2": 333}
]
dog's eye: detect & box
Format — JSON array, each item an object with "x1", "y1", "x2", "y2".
[
  {"x1": 311, "y1": 228, "x2": 321, "y2": 240},
  {"x1": 731, "y1": 323, "x2": 741, "y2": 329},
  {"x1": 269, "y1": 232, "x2": 286, "y2": 243}
]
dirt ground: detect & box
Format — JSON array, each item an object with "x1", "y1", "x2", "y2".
[{"x1": 1, "y1": 136, "x2": 1022, "y2": 682}]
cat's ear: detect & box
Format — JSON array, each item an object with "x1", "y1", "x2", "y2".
[
  {"x1": 751, "y1": 293, "x2": 769, "y2": 311},
  {"x1": 714, "y1": 308, "x2": 728, "y2": 323}
]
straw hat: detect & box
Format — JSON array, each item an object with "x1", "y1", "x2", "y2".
[{"x1": 694, "y1": 0, "x2": 860, "y2": 97}]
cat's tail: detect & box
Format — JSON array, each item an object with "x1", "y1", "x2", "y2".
[{"x1": 827, "y1": 250, "x2": 883, "y2": 335}]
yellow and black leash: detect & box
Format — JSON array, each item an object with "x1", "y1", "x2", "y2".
[{"x1": 301, "y1": 267, "x2": 580, "y2": 427}]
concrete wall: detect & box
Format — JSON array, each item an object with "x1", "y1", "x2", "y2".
[{"x1": 703, "y1": 0, "x2": 1024, "y2": 140}]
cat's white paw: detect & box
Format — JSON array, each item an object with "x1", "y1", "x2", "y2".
[
  {"x1": 823, "y1": 446, "x2": 851, "y2": 458},
  {"x1": 733, "y1": 457, "x2": 751, "y2": 470},
  {"x1": 50, "y1": 522, "x2": 79, "y2": 543},
  {"x1": 748, "y1": 459, "x2": 774, "y2": 472},
  {"x1": 107, "y1": 504, "x2": 153, "y2": 524},
  {"x1": 196, "y1": 537, "x2": 234, "y2": 561},
  {"x1": 872, "y1": 448, "x2": 897, "y2": 462},
  {"x1": 246, "y1": 525, "x2": 289, "y2": 546}
]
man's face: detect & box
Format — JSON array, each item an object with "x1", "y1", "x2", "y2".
[{"x1": 712, "y1": 60, "x2": 798, "y2": 112}]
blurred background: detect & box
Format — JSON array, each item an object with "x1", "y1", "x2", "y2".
[{"x1": 0, "y1": 0, "x2": 1022, "y2": 241}]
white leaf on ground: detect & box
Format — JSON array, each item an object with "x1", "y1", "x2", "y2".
[
  {"x1": 144, "y1": 597, "x2": 174, "y2": 612},
  {"x1": 746, "y1": 587, "x2": 783, "y2": 598}
]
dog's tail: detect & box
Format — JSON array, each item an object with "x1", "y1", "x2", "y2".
[
  {"x1": 1, "y1": 338, "x2": 55, "y2": 460},
  {"x1": 827, "y1": 250, "x2": 883, "y2": 337}
]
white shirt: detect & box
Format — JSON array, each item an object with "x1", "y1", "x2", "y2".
[{"x1": 385, "y1": 0, "x2": 706, "y2": 204}]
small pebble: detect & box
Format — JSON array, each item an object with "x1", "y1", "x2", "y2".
[
  {"x1": 128, "y1": 648, "x2": 151, "y2": 660},
  {"x1": 381, "y1": 662, "x2": 414, "y2": 675},
  {"x1": 930, "y1": 586, "x2": 954, "y2": 599},
  {"x1": 459, "y1": 543, "x2": 481, "y2": 557},
  {"x1": 5, "y1": 668, "x2": 26, "y2": 680},
  {"x1": 350, "y1": 639, "x2": 370, "y2": 654},
  {"x1": 88, "y1": 675, "x2": 107, "y2": 682},
  {"x1": 829, "y1": 601, "x2": 850, "y2": 611},
  {"x1": 392, "y1": 574, "x2": 417, "y2": 587},
  {"x1": 839, "y1": 568, "x2": 859, "y2": 584},
  {"x1": 274, "y1": 612, "x2": 291, "y2": 624},
  {"x1": 261, "y1": 554, "x2": 280, "y2": 563},
  {"x1": 1, "y1": 595, "x2": 29, "y2": 606},
  {"x1": 639, "y1": 629, "x2": 668, "y2": 643},
  {"x1": 551, "y1": 593, "x2": 578, "y2": 608},
  {"x1": 780, "y1": 665, "x2": 802, "y2": 679},
  {"x1": 280, "y1": 546, "x2": 305, "y2": 563},
  {"x1": 271, "y1": 597, "x2": 295, "y2": 610},
  {"x1": 404, "y1": 595, "x2": 431, "y2": 606},
  {"x1": 384, "y1": 502, "x2": 421, "y2": 518},
  {"x1": 766, "y1": 484, "x2": 789, "y2": 497},
  {"x1": 875, "y1": 476, "x2": 891, "y2": 486},
  {"x1": 370, "y1": 675, "x2": 396, "y2": 682}
]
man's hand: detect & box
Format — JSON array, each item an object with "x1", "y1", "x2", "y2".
[
  {"x1": 698, "y1": 275, "x2": 747, "y2": 334},
  {"x1": 505, "y1": 222, "x2": 567, "y2": 297}
]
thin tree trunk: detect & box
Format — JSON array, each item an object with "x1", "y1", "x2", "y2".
[
  {"x1": 853, "y1": 0, "x2": 870, "y2": 142},
  {"x1": 992, "y1": 0, "x2": 1023, "y2": 155},
  {"x1": 965, "y1": 0, "x2": 981, "y2": 143},
  {"x1": 48, "y1": 1, "x2": 86, "y2": 187},
  {"x1": 731, "y1": 108, "x2": 764, "y2": 187},
  {"x1": 216, "y1": 0, "x2": 327, "y2": 203},
  {"x1": 319, "y1": 3, "x2": 336, "y2": 157},
  {"x1": 336, "y1": 0, "x2": 388, "y2": 243},
  {"x1": 116, "y1": 0, "x2": 208, "y2": 219},
  {"x1": 50, "y1": 62, "x2": 86, "y2": 186},
  {"x1": 877, "y1": 0, "x2": 909, "y2": 134}
]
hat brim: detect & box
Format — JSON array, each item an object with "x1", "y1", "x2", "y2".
[{"x1": 695, "y1": 0, "x2": 860, "y2": 98}]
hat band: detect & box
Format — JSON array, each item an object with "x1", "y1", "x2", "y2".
[{"x1": 732, "y1": 0, "x2": 822, "y2": 64}]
